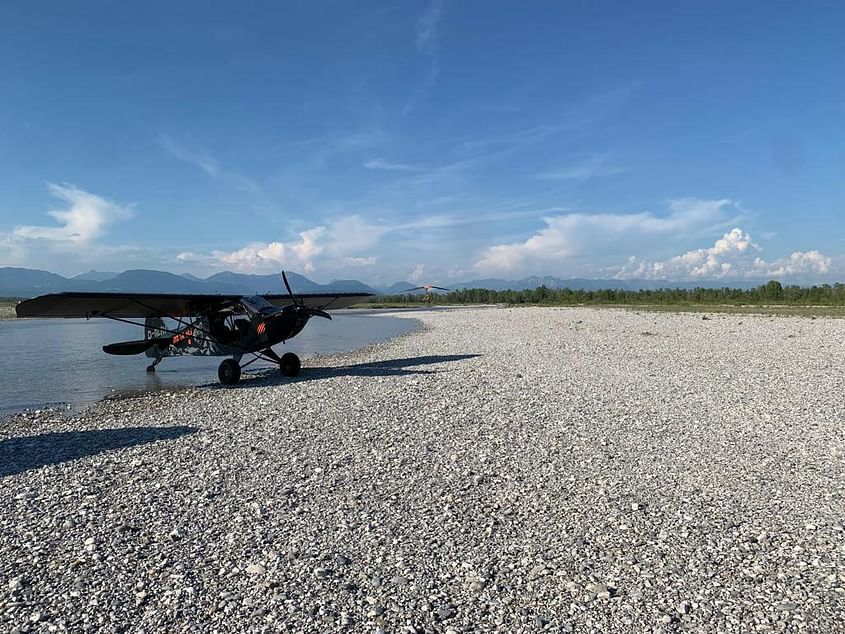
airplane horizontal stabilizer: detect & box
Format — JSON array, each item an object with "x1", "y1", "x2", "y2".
[{"x1": 103, "y1": 337, "x2": 170, "y2": 356}]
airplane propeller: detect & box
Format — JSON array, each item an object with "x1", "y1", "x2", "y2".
[
  {"x1": 282, "y1": 270, "x2": 299, "y2": 305},
  {"x1": 281, "y1": 271, "x2": 332, "y2": 320}
]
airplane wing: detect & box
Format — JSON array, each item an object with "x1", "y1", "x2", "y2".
[
  {"x1": 264, "y1": 293, "x2": 373, "y2": 311},
  {"x1": 15, "y1": 291, "x2": 374, "y2": 318},
  {"x1": 15, "y1": 292, "x2": 240, "y2": 318}
]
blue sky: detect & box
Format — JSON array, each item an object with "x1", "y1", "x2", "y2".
[{"x1": 0, "y1": 1, "x2": 843, "y2": 285}]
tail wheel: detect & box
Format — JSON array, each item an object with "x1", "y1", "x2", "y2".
[
  {"x1": 280, "y1": 352, "x2": 301, "y2": 377},
  {"x1": 218, "y1": 359, "x2": 241, "y2": 385}
]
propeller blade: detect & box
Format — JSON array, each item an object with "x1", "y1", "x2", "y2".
[
  {"x1": 307, "y1": 308, "x2": 332, "y2": 320},
  {"x1": 281, "y1": 271, "x2": 300, "y2": 305},
  {"x1": 431, "y1": 286, "x2": 451, "y2": 291}
]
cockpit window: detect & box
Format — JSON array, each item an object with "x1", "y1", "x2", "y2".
[{"x1": 241, "y1": 295, "x2": 277, "y2": 315}]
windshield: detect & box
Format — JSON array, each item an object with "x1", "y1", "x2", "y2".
[{"x1": 241, "y1": 296, "x2": 277, "y2": 315}]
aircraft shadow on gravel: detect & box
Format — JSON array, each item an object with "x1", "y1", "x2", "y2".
[
  {"x1": 221, "y1": 353, "x2": 481, "y2": 388},
  {"x1": 0, "y1": 426, "x2": 198, "y2": 478}
]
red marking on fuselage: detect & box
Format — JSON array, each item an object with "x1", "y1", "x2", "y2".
[{"x1": 172, "y1": 328, "x2": 194, "y2": 346}]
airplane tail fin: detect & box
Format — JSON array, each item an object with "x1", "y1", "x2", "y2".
[
  {"x1": 143, "y1": 317, "x2": 170, "y2": 358},
  {"x1": 145, "y1": 316, "x2": 167, "y2": 340}
]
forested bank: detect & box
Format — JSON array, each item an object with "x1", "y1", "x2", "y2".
[{"x1": 370, "y1": 281, "x2": 845, "y2": 306}]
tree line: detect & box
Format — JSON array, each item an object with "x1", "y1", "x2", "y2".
[{"x1": 371, "y1": 281, "x2": 845, "y2": 306}]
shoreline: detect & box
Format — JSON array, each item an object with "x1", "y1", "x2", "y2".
[
  {"x1": 0, "y1": 310, "x2": 423, "y2": 420},
  {"x1": 1, "y1": 306, "x2": 843, "y2": 632},
  {"x1": 1, "y1": 311, "x2": 425, "y2": 423},
  {"x1": 7, "y1": 300, "x2": 845, "y2": 322}
]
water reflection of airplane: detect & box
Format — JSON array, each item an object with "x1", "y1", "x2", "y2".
[{"x1": 16, "y1": 272, "x2": 372, "y2": 385}]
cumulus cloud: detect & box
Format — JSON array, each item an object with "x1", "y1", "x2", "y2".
[
  {"x1": 761, "y1": 250, "x2": 831, "y2": 277},
  {"x1": 179, "y1": 228, "x2": 324, "y2": 273},
  {"x1": 222, "y1": 228, "x2": 325, "y2": 273},
  {"x1": 13, "y1": 183, "x2": 133, "y2": 244},
  {"x1": 409, "y1": 263, "x2": 426, "y2": 283},
  {"x1": 179, "y1": 215, "x2": 388, "y2": 274},
  {"x1": 0, "y1": 184, "x2": 137, "y2": 271},
  {"x1": 617, "y1": 228, "x2": 832, "y2": 280},
  {"x1": 474, "y1": 198, "x2": 741, "y2": 275}
]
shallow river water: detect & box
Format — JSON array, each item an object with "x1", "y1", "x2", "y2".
[{"x1": 0, "y1": 311, "x2": 415, "y2": 415}]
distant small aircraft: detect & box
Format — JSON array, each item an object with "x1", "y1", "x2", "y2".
[
  {"x1": 399, "y1": 283, "x2": 450, "y2": 304},
  {"x1": 15, "y1": 272, "x2": 373, "y2": 385}
]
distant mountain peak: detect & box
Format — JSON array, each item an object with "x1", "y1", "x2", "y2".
[
  {"x1": 384, "y1": 281, "x2": 416, "y2": 294},
  {"x1": 72, "y1": 269, "x2": 118, "y2": 282}
]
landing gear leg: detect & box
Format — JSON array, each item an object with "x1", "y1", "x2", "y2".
[
  {"x1": 146, "y1": 356, "x2": 163, "y2": 373},
  {"x1": 260, "y1": 348, "x2": 301, "y2": 378}
]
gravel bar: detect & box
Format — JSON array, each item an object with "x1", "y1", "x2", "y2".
[{"x1": 1, "y1": 307, "x2": 844, "y2": 633}]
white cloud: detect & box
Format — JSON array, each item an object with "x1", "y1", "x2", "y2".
[
  {"x1": 404, "y1": 0, "x2": 443, "y2": 117},
  {"x1": 416, "y1": 0, "x2": 443, "y2": 54},
  {"x1": 617, "y1": 228, "x2": 755, "y2": 279},
  {"x1": 323, "y1": 215, "x2": 390, "y2": 255},
  {"x1": 340, "y1": 256, "x2": 378, "y2": 268},
  {"x1": 0, "y1": 234, "x2": 26, "y2": 265},
  {"x1": 617, "y1": 228, "x2": 832, "y2": 280},
  {"x1": 13, "y1": 183, "x2": 133, "y2": 244},
  {"x1": 218, "y1": 227, "x2": 325, "y2": 273},
  {"x1": 364, "y1": 158, "x2": 419, "y2": 171},
  {"x1": 158, "y1": 133, "x2": 219, "y2": 176},
  {"x1": 179, "y1": 215, "x2": 390, "y2": 274},
  {"x1": 537, "y1": 156, "x2": 625, "y2": 182},
  {"x1": 474, "y1": 198, "x2": 741, "y2": 275},
  {"x1": 761, "y1": 250, "x2": 831, "y2": 277},
  {"x1": 180, "y1": 208, "x2": 529, "y2": 279},
  {"x1": 409, "y1": 263, "x2": 426, "y2": 282},
  {"x1": 0, "y1": 184, "x2": 139, "y2": 272},
  {"x1": 179, "y1": 228, "x2": 324, "y2": 273}
]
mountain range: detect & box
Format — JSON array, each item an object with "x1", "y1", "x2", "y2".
[
  {"x1": 0, "y1": 268, "x2": 379, "y2": 298},
  {"x1": 0, "y1": 267, "x2": 773, "y2": 299}
]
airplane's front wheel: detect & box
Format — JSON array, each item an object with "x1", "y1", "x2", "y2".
[
  {"x1": 280, "y1": 352, "x2": 301, "y2": 377},
  {"x1": 218, "y1": 359, "x2": 241, "y2": 385}
]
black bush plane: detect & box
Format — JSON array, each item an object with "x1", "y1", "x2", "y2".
[{"x1": 15, "y1": 272, "x2": 373, "y2": 385}]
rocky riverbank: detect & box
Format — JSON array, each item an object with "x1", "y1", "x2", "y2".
[
  {"x1": 0, "y1": 301, "x2": 17, "y2": 320},
  {"x1": 1, "y1": 307, "x2": 843, "y2": 632}
]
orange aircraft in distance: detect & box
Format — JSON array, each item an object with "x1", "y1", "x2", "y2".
[{"x1": 399, "y1": 283, "x2": 451, "y2": 303}]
